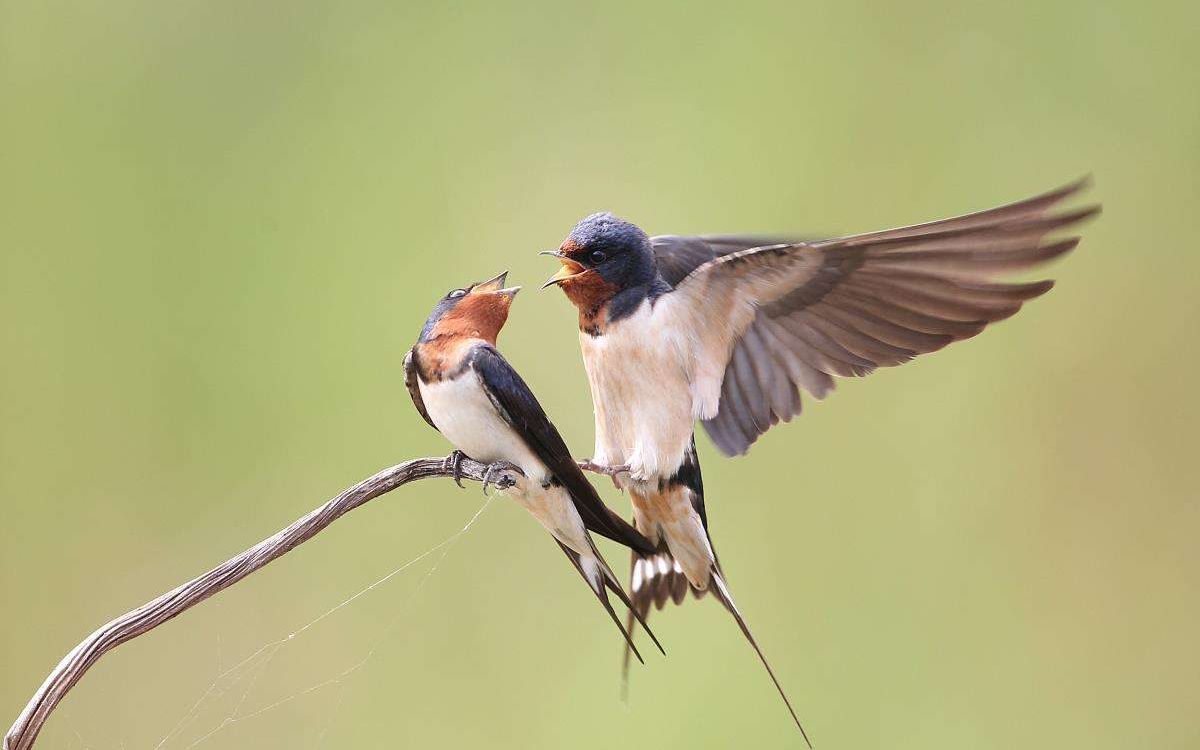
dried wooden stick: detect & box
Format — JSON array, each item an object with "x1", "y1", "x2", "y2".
[{"x1": 4, "y1": 455, "x2": 518, "y2": 750}]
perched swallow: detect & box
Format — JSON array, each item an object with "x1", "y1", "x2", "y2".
[
  {"x1": 544, "y1": 179, "x2": 1100, "y2": 743},
  {"x1": 403, "y1": 271, "x2": 664, "y2": 662}
]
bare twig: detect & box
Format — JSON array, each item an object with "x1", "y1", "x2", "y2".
[{"x1": 4, "y1": 455, "x2": 520, "y2": 750}]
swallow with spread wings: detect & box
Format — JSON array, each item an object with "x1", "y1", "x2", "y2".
[{"x1": 543, "y1": 179, "x2": 1099, "y2": 745}]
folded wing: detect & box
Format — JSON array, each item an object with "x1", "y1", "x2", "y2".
[
  {"x1": 403, "y1": 350, "x2": 438, "y2": 431},
  {"x1": 469, "y1": 345, "x2": 657, "y2": 555}
]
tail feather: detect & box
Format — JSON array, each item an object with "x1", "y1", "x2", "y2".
[
  {"x1": 598, "y1": 554, "x2": 665, "y2": 657},
  {"x1": 554, "y1": 540, "x2": 662, "y2": 666},
  {"x1": 622, "y1": 546, "x2": 704, "y2": 685},
  {"x1": 710, "y1": 571, "x2": 812, "y2": 749},
  {"x1": 623, "y1": 547, "x2": 812, "y2": 748},
  {"x1": 620, "y1": 605, "x2": 637, "y2": 701}
]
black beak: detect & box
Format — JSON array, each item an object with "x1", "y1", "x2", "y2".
[
  {"x1": 539, "y1": 250, "x2": 582, "y2": 289},
  {"x1": 473, "y1": 270, "x2": 509, "y2": 293}
]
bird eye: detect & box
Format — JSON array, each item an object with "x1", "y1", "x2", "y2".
[
  {"x1": 448, "y1": 288, "x2": 467, "y2": 298},
  {"x1": 589, "y1": 250, "x2": 607, "y2": 264}
]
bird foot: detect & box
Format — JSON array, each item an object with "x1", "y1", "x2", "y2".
[
  {"x1": 577, "y1": 460, "x2": 631, "y2": 476},
  {"x1": 481, "y1": 462, "x2": 520, "y2": 496},
  {"x1": 577, "y1": 460, "x2": 631, "y2": 490},
  {"x1": 442, "y1": 450, "x2": 468, "y2": 488}
]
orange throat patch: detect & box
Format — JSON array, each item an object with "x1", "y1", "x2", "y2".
[
  {"x1": 438, "y1": 294, "x2": 510, "y2": 343},
  {"x1": 558, "y1": 270, "x2": 618, "y2": 336},
  {"x1": 417, "y1": 294, "x2": 511, "y2": 380}
]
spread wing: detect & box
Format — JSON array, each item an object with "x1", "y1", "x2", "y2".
[
  {"x1": 403, "y1": 349, "x2": 437, "y2": 431},
  {"x1": 652, "y1": 234, "x2": 802, "y2": 286},
  {"x1": 469, "y1": 345, "x2": 656, "y2": 555},
  {"x1": 655, "y1": 178, "x2": 1100, "y2": 456}
]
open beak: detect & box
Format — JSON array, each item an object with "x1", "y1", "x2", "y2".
[
  {"x1": 539, "y1": 251, "x2": 585, "y2": 289},
  {"x1": 473, "y1": 270, "x2": 509, "y2": 293},
  {"x1": 496, "y1": 285, "x2": 521, "y2": 298}
]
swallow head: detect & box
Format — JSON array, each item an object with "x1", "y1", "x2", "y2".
[
  {"x1": 418, "y1": 271, "x2": 521, "y2": 346},
  {"x1": 541, "y1": 212, "x2": 656, "y2": 310}
]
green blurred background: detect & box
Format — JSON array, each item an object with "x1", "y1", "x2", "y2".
[{"x1": 2, "y1": 1, "x2": 1197, "y2": 748}]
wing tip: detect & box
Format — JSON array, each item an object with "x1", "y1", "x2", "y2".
[
  {"x1": 1022, "y1": 278, "x2": 1057, "y2": 298},
  {"x1": 1055, "y1": 173, "x2": 1094, "y2": 198}
]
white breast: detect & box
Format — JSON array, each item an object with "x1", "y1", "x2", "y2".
[
  {"x1": 418, "y1": 368, "x2": 547, "y2": 482},
  {"x1": 580, "y1": 300, "x2": 696, "y2": 480},
  {"x1": 419, "y1": 363, "x2": 592, "y2": 558}
]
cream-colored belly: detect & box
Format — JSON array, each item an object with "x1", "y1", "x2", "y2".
[
  {"x1": 580, "y1": 304, "x2": 695, "y2": 481},
  {"x1": 418, "y1": 368, "x2": 545, "y2": 480}
]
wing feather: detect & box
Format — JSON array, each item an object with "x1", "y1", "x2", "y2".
[
  {"x1": 469, "y1": 346, "x2": 656, "y2": 554},
  {"x1": 403, "y1": 349, "x2": 437, "y2": 431},
  {"x1": 651, "y1": 178, "x2": 1098, "y2": 455}
]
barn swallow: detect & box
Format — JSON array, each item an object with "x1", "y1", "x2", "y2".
[
  {"x1": 403, "y1": 271, "x2": 664, "y2": 663},
  {"x1": 543, "y1": 178, "x2": 1100, "y2": 744}
]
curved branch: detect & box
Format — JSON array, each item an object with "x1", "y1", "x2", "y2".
[{"x1": 4, "y1": 455, "x2": 519, "y2": 750}]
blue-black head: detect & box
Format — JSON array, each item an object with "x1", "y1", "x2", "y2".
[{"x1": 541, "y1": 213, "x2": 658, "y2": 307}]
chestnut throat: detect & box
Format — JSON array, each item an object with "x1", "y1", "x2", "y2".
[
  {"x1": 412, "y1": 335, "x2": 479, "y2": 382},
  {"x1": 561, "y1": 274, "x2": 668, "y2": 337},
  {"x1": 559, "y1": 272, "x2": 618, "y2": 337}
]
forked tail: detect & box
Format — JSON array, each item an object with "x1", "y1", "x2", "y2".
[
  {"x1": 623, "y1": 546, "x2": 812, "y2": 747},
  {"x1": 710, "y1": 570, "x2": 812, "y2": 747},
  {"x1": 621, "y1": 545, "x2": 701, "y2": 687},
  {"x1": 555, "y1": 540, "x2": 664, "y2": 666}
]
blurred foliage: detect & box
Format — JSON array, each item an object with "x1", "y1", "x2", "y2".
[{"x1": 2, "y1": 1, "x2": 1198, "y2": 748}]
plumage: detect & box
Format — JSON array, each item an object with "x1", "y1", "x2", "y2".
[
  {"x1": 469, "y1": 345, "x2": 658, "y2": 553},
  {"x1": 545, "y1": 178, "x2": 1099, "y2": 743},
  {"x1": 655, "y1": 178, "x2": 1099, "y2": 455},
  {"x1": 404, "y1": 272, "x2": 663, "y2": 661},
  {"x1": 403, "y1": 350, "x2": 436, "y2": 431}
]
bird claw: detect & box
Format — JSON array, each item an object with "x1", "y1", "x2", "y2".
[
  {"x1": 577, "y1": 460, "x2": 631, "y2": 477},
  {"x1": 482, "y1": 462, "x2": 518, "y2": 495},
  {"x1": 577, "y1": 459, "x2": 631, "y2": 490},
  {"x1": 443, "y1": 450, "x2": 467, "y2": 488}
]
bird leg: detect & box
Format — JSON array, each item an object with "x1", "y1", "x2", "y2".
[
  {"x1": 442, "y1": 450, "x2": 467, "y2": 488},
  {"x1": 577, "y1": 459, "x2": 631, "y2": 490},
  {"x1": 482, "y1": 461, "x2": 521, "y2": 496},
  {"x1": 577, "y1": 459, "x2": 631, "y2": 476}
]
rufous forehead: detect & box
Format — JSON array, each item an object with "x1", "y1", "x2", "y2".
[{"x1": 560, "y1": 238, "x2": 584, "y2": 255}]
